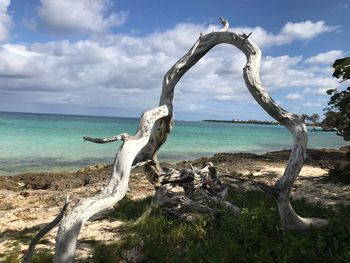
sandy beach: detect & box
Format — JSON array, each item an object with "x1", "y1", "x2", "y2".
[{"x1": 1, "y1": 147, "x2": 349, "y2": 260}]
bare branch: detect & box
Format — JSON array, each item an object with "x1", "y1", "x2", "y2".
[
  {"x1": 25, "y1": 194, "x2": 69, "y2": 263},
  {"x1": 219, "y1": 17, "x2": 229, "y2": 32},
  {"x1": 83, "y1": 133, "x2": 128, "y2": 144}
]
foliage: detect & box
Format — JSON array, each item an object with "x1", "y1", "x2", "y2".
[
  {"x1": 3, "y1": 250, "x2": 21, "y2": 263},
  {"x1": 91, "y1": 242, "x2": 119, "y2": 263},
  {"x1": 302, "y1": 113, "x2": 320, "y2": 123},
  {"x1": 92, "y1": 190, "x2": 350, "y2": 263},
  {"x1": 32, "y1": 251, "x2": 54, "y2": 263},
  {"x1": 108, "y1": 196, "x2": 153, "y2": 221},
  {"x1": 322, "y1": 57, "x2": 350, "y2": 140}
]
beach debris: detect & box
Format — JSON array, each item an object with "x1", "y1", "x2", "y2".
[{"x1": 151, "y1": 162, "x2": 240, "y2": 219}]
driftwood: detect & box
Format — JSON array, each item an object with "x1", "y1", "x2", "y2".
[
  {"x1": 152, "y1": 162, "x2": 241, "y2": 219},
  {"x1": 54, "y1": 106, "x2": 168, "y2": 262},
  {"x1": 24, "y1": 195, "x2": 69, "y2": 263},
  {"x1": 27, "y1": 17, "x2": 329, "y2": 262},
  {"x1": 135, "y1": 17, "x2": 328, "y2": 230}
]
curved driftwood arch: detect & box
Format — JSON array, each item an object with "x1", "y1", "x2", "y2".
[
  {"x1": 25, "y1": 18, "x2": 328, "y2": 262},
  {"x1": 136, "y1": 19, "x2": 328, "y2": 230}
]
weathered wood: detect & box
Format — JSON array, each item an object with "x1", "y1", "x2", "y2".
[
  {"x1": 54, "y1": 105, "x2": 168, "y2": 263},
  {"x1": 24, "y1": 195, "x2": 69, "y2": 263},
  {"x1": 152, "y1": 162, "x2": 240, "y2": 219},
  {"x1": 48, "y1": 17, "x2": 329, "y2": 262},
  {"x1": 136, "y1": 18, "x2": 327, "y2": 229}
]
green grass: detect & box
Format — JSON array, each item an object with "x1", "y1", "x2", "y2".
[
  {"x1": 91, "y1": 189, "x2": 350, "y2": 263},
  {"x1": 32, "y1": 251, "x2": 54, "y2": 263},
  {"x1": 108, "y1": 196, "x2": 153, "y2": 221}
]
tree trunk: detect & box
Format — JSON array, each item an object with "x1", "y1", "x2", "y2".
[{"x1": 54, "y1": 106, "x2": 168, "y2": 263}]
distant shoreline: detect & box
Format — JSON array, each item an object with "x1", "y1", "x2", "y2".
[
  {"x1": 203, "y1": 119, "x2": 325, "y2": 128},
  {"x1": 203, "y1": 119, "x2": 279, "y2": 125}
]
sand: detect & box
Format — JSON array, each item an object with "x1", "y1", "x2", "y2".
[{"x1": 0, "y1": 148, "x2": 349, "y2": 260}]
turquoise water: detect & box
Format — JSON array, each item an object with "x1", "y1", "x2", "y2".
[{"x1": 0, "y1": 111, "x2": 347, "y2": 176}]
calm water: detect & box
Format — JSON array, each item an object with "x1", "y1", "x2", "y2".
[{"x1": 0, "y1": 111, "x2": 347, "y2": 176}]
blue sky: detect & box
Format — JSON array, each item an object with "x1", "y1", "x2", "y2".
[{"x1": 0, "y1": 0, "x2": 349, "y2": 120}]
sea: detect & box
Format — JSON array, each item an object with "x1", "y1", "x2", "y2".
[{"x1": 0, "y1": 111, "x2": 347, "y2": 176}]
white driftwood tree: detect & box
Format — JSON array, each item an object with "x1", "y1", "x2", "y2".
[
  {"x1": 54, "y1": 106, "x2": 168, "y2": 262},
  {"x1": 133, "y1": 18, "x2": 328, "y2": 230},
  {"x1": 26, "y1": 17, "x2": 329, "y2": 262}
]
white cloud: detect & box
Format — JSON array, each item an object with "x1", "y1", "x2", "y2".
[
  {"x1": 303, "y1": 102, "x2": 322, "y2": 107},
  {"x1": 34, "y1": 0, "x2": 127, "y2": 35},
  {"x1": 0, "y1": 0, "x2": 11, "y2": 41},
  {"x1": 305, "y1": 50, "x2": 345, "y2": 64},
  {"x1": 0, "y1": 21, "x2": 340, "y2": 119},
  {"x1": 285, "y1": 93, "x2": 304, "y2": 100},
  {"x1": 233, "y1": 20, "x2": 337, "y2": 47},
  {"x1": 280, "y1": 21, "x2": 336, "y2": 40},
  {"x1": 260, "y1": 55, "x2": 338, "y2": 93}
]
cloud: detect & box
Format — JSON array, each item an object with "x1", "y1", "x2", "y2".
[
  {"x1": 233, "y1": 20, "x2": 337, "y2": 47},
  {"x1": 280, "y1": 21, "x2": 336, "y2": 41},
  {"x1": 285, "y1": 93, "x2": 304, "y2": 100},
  {"x1": 0, "y1": 0, "x2": 11, "y2": 41},
  {"x1": 305, "y1": 50, "x2": 345, "y2": 64},
  {"x1": 0, "y1": 21, "x2": 341, "y2": 119},
  {"x1": 303, "y1": 102, "x2": 322, "y2": 107},
  {"x1": 33, "y1": 0, "x2": 127, "y2": 35}
]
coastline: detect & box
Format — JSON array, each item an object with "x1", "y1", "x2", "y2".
[
  {"x1": 1, "y1": 147, "x2": 349, "y2": 259},
  {"x1": 202, "y1": 119, "x2": 327, "y2": 127}
]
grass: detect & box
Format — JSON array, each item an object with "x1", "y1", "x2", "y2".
[
  {"x1": 90, "y1": 189, "x2": 350, "y2": 263},
  {"x1": 108, "y1": 196, "x2": 153, "y2": 221},
  {"x1": 2, "y1": 250, "x2": 54, "y2": 263},
  {"x1": 32, "y1": 251, "x2": 54, "y2": 263}
]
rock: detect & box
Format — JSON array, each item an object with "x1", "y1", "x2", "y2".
[{"x1": 19, "y1": 191, "x2": 30, "y2": 197}]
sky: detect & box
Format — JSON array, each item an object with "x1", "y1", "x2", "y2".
[{"x1": 0, "y1": 0, "x2": 349, "y2": 121}]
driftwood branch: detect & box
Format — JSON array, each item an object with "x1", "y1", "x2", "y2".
[
  {"x1": 24, "y1": 194, "x2": 69, "y2": 263},
  {"x1": 54, "y1": 106, "x2": 169, "y2": 263},
  {"x1": 136, "y1": 17, "x2": 327, "y2": 230},
  {"x1": 152, "y1": 162, "x2": 241, "y2": 219},
  {"x1": 219, "y1": 16, "x2": 229, "y2": 31},
  {"x1": 83, "y1": 133, "x2": 128, "y2": 144}
]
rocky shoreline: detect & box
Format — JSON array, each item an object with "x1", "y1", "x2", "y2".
[
  {"x1": 1, "y1": 147, "x2": 348, "y2": 192},
  {"x1": 1, "y1": 147, "x2": 349, "y2": 260}
]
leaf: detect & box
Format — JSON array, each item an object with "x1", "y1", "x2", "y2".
[
  {"x1": 327, "y1": 89, "x2": 336, "y2": 95},
  {"x1": 333, "y1": 57, "x2": 350, "y2": 69},
  {"x1": 332, "y1": 57, "x2": 350, "y2": 80},
  {"x1": 343, "y1": 128, "x2": 350, "y2": 141},
  {"x1": 339, "y1": 95, "x2": 350, "y2": 113}
]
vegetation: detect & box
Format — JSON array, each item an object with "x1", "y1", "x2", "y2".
[
  {"x1": 31, "y1": 251, "x2": 54, "y2": 263},
  {"x1": 90, "y1": 190, "x2": 350, "y2": 263},
  {"x1": 3, "y1": 250, "x2": 21, "y2": 263},
  {"x1": 322, "y1": 57, "x2": 350, "y2": 184},
  {"x1": 108, "y1": 196, "x2": 152, "y2": 221},
  {"x1": 3, "y1": 250, "x2": 54, "y2": 263},
  {"x1": 302, "y1": 113, "x2": 320, "y2": 129},
  {"x1": 323, "y1": 57, "x2": 350, "y2": 140}
]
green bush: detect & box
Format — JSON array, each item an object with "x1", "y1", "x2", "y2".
[{"x1": 91, "y1": 242, "x2": 119, "y2": 263}]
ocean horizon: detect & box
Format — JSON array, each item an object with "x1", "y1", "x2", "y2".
[{"x1": 0, "y1": 111, "x2": 347, "y2": 176}]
